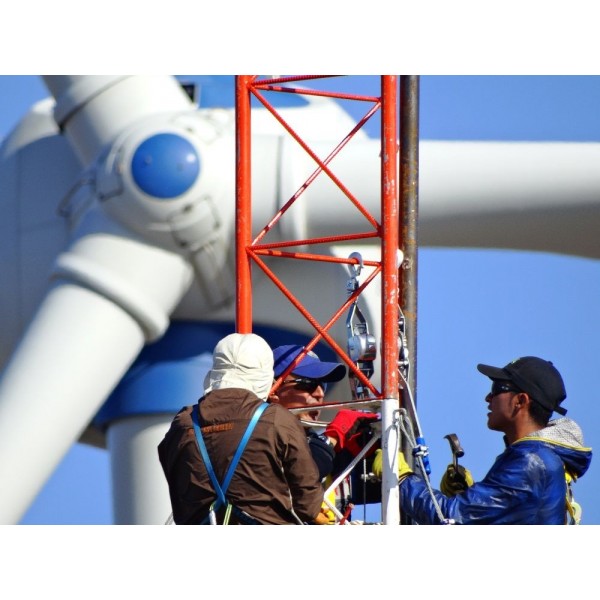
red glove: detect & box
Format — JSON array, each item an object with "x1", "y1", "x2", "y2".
[{"x1": 325, "y1": 410, "x2": 379, "y2": 456}]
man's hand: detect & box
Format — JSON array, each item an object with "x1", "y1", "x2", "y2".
[
  {"x1": 324, "y1": 409, "x2": 379, "y2": 456},
  {"x1": 371, "y1": 449, "x2": 413, "y2": 483},
  {"x1": 439, "y1": 464, "x2": 473, "y2": 496}
]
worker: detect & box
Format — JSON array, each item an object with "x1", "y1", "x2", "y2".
[
  {"x1": 157, "y1": 333, "x2": 327, "y2": 524},
  {"x1": 269, "y1": 344, "x2": 378, "y2": 478},
  {"x1": 269, "y1": 344, "x2": 379, "y2": 520},
  {"x1": 373, "y1": 356, "x2": 592, "y2": 524}
]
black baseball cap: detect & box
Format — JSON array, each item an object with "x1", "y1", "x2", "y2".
[{"x1": 477, "y1": 356, "x2": 567, "y2": 415}]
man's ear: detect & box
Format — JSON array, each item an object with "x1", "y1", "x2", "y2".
[{"x1": 515, "y1": 392, "x2": 531, "y2": 409}]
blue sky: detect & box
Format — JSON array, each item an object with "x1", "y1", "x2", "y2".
[{"x1": 1, "y1": 76, "x2": 599, "y2": 596}]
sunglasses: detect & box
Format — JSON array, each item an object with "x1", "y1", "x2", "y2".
[
  {"x1": 286, "y1": 377, "x2": 327, "y2": 394},
  {"x1": 490, "y1": 381, "x2": 521, "y2": 396}
]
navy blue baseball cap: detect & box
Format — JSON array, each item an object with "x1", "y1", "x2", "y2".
[
  {"x1": 477, "y1": 356, "x2": 567, "y2": 415},
  {"x1": 273, "y1": 345, "x2": 347, "y2": 382}
]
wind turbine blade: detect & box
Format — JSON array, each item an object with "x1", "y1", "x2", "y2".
[{"x1": 0, "y1": 282, "x2": 145, "y2": 523}]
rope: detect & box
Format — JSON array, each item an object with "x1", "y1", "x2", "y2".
[
  {"x1": 399, "y1": 408, "x2": 451, "y2": 524},
  {"x1": 395, "y1": 305, "x2": 453, "y2": 522},
  {"x1": 398, "y1": 369, "x2": 423, "y2": 438}
]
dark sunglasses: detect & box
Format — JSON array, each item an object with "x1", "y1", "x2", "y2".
[
  {"x1": 490, "y1": 381, "x2": 521, "y2": 396},
  {"x1": 286, "y1": 377, "x2": 327, "y2": 394}
]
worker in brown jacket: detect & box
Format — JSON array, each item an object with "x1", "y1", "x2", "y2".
[{"x1": 158, "y1": 332, "x2": 326, "y2": 524}]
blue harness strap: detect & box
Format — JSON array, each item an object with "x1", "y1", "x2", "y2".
[{"x1": 191, "y1": 402, "x2": 268, "y2": 522}]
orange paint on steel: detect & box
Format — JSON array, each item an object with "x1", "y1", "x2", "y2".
[
  {"x1": 253, "y1": 231, "x2": 380, "y2": 251},
  {"x1": 380, "y1": 76, "x2": 400, "y2": 400},
  {"x1": 236, "y1": 76, "x2": 400, "y2": 399},
  {"x1": 235, "y1": 76, "x2": 254, "y2": 333},
  {"x1": 253, "y1": 248, "x2": 381, "y2": 269},
  {"x1": 251, "y1": 249, "x2": 381, "y2": 397},
  {"x1": 250, "y1": 87, "x2": 381, "y2": 237}
]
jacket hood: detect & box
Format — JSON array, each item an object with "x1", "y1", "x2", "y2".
[
  {"x1": 519, "y1": 417, "x2": 592, "y2": 479},
  {"x1": 203, "y1": 333, "x2": 274, "y2": 400}
]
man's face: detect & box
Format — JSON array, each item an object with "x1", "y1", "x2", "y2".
[
  {"x1": 485, "y1": 379, "x2": 520, "y2": 432},
  {"x1": 269, "y1": 376, "x2": 326, "y2": 423}
]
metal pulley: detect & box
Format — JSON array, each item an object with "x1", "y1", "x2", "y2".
[
  {"x1": 346, "y1": 252, "x2": 376, "y2": 398},
  {"x1": 397, "y1": 309, "x2": 410, "y2": 381}
]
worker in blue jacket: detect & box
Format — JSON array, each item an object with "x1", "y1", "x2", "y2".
[{"x1": 374, "y1": 356, "x2": 592, "y2": 524}]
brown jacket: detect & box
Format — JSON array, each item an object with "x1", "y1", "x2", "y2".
[{"x1": 158, "y1": 388, "x2": 324, "y2": 524}]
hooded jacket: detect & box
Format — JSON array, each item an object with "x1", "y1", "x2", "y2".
[
  {"x1": 158, "y1": 333, "x2": 324, "y2": 524},
  {"x1": 400, "y1": 417, "x2": 592, "y2": 524}
]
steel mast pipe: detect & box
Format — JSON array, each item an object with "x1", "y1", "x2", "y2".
[
  {"x1": 380, "y1": 76, "x2": 401, "y2": 525},
  {"x1": 398, "y1": 76, "x2": 420, "y2": 526},
  {"x1": 235, "y1": 76, "x2": 253, "y2": 333},
  {"x1": 400, "y1": 76, "x2": 419, "y2": 395}
]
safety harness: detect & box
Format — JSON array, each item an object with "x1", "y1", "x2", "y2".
[
  {"x1": 191, "y1": 402, "x2": 268, "y2": 525},
  {"x1": 565, "y1": 469, "x2": 582, "y2": 524}
]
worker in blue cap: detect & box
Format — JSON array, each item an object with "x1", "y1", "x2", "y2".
[{"x1": 269, "y1": 344, "x2": 378, "y2": 481}]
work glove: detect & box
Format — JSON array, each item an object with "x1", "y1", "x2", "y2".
[
  {"x1": 324, "y1": 409, "x2": 379, "y2": 456},
  {"x1": 439, "y1": 464, "x2": 474, "y2": 496},
  {"x1": 371, "y1": 449, "x2": 413, "y2": 483},
  {"x1": 312, "y1": 509, "x2": 333, "y2": 525}
]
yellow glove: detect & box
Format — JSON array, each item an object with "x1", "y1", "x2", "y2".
[
  {"x1": 372, "y1": 449, "x2": 413, "y2": 482},
  {"x1": 313, "y1": 509, "x2": 333, "y2": 525},
  {"x1": 439, "y1": 464, "x2": 473, "y2": 496},
  {"x1": 319, "y1": 482, "x2": 337, "y2": 524}
]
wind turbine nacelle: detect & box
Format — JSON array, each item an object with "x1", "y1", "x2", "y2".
[
  {"x1": 61, "y1": 111, "x2": 239, "y2": 315},
  {"x1": 93, "y1": 115, "x2": 231, "y2": 250}
]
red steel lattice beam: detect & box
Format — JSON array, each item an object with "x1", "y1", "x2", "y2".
[{"x1": 235, "y1": 75, "x2": 400, "y2": 402}]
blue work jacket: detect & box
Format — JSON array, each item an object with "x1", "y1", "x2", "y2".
[{"x1": 400, "y1": 420, "x2": 592, "y2": 525}]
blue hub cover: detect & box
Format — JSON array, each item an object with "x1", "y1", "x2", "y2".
[{"x1": 131, "y1": 133, "x2": 200, "y2": 198}]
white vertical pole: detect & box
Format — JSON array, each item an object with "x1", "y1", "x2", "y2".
[{"x1": 381, "y1": 399, "x2": 401, "y2": 524}]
